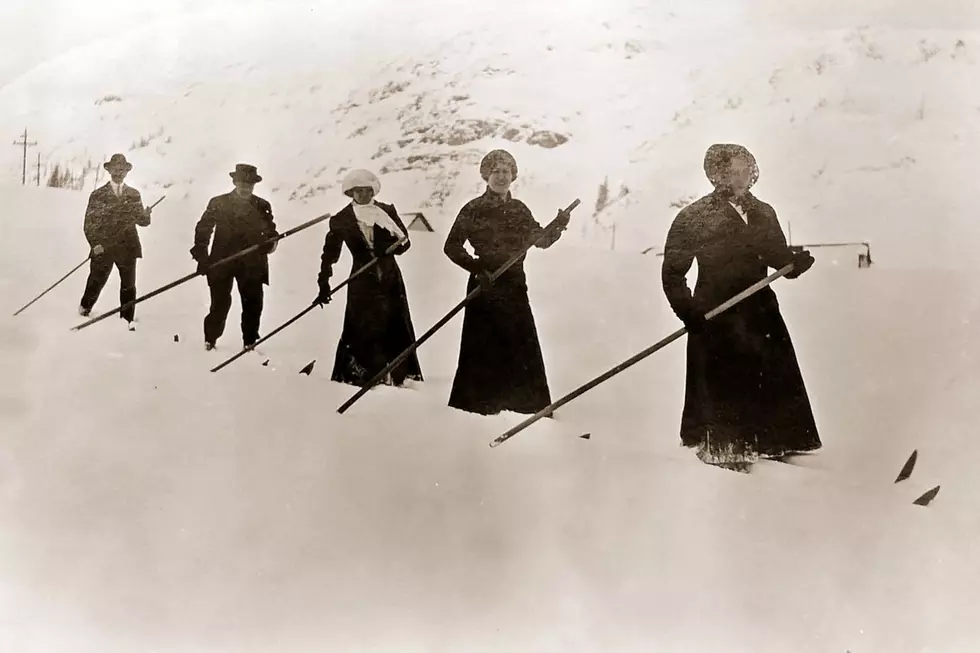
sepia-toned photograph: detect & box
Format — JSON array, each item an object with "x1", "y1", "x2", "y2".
[{"x1": 2, "y1": 0, "x2": 978, "y2": 650}]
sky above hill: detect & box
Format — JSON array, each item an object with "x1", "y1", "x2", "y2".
[{"x1": 4, "y1": 0, "x2": 979, "y2": 88}]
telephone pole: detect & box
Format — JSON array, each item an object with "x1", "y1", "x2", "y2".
[
  {"x1": 12, "y1": 129, "x2": 37, "y2": 186},
  {"x1": 35, "y1": 152, "x2": 41, "y2": 187}
]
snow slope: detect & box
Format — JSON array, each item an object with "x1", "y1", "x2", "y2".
[
  {"x1": 2, "y1": 181, "x2": 979, "y2": 652},
  {"x1": 2, "y1": 0, "x2": 980, "y2": 263}
]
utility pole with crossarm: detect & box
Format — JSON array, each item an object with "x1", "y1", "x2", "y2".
[{"x1": 13, "y1": 129, "x2": 37, "y2": 186}]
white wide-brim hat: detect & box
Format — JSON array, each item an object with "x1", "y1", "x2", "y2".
[{"x1": 341, "y1": 169, "x2": 381, "y2": 196}]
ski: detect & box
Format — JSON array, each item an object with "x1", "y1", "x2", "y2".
[
  {"x1": 894, "y1": 450, "x2": 917, "y2": 483},
  {"x1": 913, "y1": 486, "x2": 941, "y2": 506}
]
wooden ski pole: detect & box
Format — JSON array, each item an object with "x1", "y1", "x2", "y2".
[
  {"x1": 488, "y1": 262, "x2": 797, "y2": 448},
  {"x1": 13, "y1": 254, "x2": 91, "y2": 316},
  {"x1": 210, "y1": 235, "x2": 409, "y2": 373},
  {"x1": 148, "y1": 196, "x2": 166, "y2": 210},
  {"x1": 71, "y1": 212, "x2": 331, "y2": 332},
  {"x1": 337, "y1": 198, "x2": 581, "y2": 414}
]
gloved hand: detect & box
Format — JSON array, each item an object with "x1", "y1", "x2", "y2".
[
  {"x1": 373, "y1": 231, "x2": 403, "y2": 257},
  {"x1": 476, "y1": 269, "x2": 495, "y2": 291},
  {"x1": 554, "y1": 207, "x2": 571, "y2": 231},
  {"x1": 314, "y1": 283, "x2": 332, "y2": 307},
  {"x1": 92, "y1": 244, "x2": 105, "y2": 256},
  {"x1": 679, "y1": 308, "x2": 707, "y2": 334},
  {"x1": 260, "y1": 239, "x2": 278, "y2": 255},
  {"x1": 190, "y1": 245, "x2": 209, "y2": 273},
  {"x1": 786, "y1": 247, "x2": 814, "y2": 279}
]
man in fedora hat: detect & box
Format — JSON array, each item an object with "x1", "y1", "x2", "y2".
[
  {"x1": 79, "y1": 153, "x2": 154, "y2": 330},
  {"x1": 190, "y1": 163, "x2": 280, "y2": 351}
]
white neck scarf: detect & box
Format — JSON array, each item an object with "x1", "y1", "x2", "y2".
[
  {"x1": 352, "y1": 201, "x2": 405, "y2": 239},
  {"x1": 728, "y1": 201, "x2": 748, "y2": 224}
]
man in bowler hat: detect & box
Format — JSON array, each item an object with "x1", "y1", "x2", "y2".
[
  {"x1": 79, "y1": 153, "x2": 154, "y2": 330},
  {"x1": 190, "y1": 164, "x2": 280, "y2": 350}
]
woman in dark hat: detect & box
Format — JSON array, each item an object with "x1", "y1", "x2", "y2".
[
  {"x1": 443, "y1": 148, "x2": 570, "y2": 416},
  {"x1": 661, "y1": 143, "x2": 820, "y2": 470},
  {"x1": 316, "y1": 168, "x2": 422, "y2": 387}
]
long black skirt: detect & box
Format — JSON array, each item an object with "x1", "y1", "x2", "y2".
[
  {"x1": 448, "y1": 273, "x2": 552, "y2": 415},
  {"x1": 680, "y1": 292, "x2": 820, "y2": 462},
  {"x1": 331, "y1": 264, "x2": 422, "y2": 387}
]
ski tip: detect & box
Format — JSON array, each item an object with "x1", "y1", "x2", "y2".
[
  {"x1": 262, "y1": 359, "x2": 270, "y2": 367},
  {"x1": 894, "y1": 449, "x2": 918, "y2": 483},
  {"x1": 299, "y1": 359, "x2": 316, "y2": 375},
  {"x1": 913, "y1": 485, "x2": 941, "y2": 507},
  {"x1": 580, "y1": 433, "x2": 591, "y2": 440}
]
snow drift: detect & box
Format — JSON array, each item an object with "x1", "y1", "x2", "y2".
[{"x1": 2, "y1": 181, "x2": 978, "y2": 652}]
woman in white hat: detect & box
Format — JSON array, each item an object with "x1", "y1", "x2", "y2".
[{"x1": 316, "y1": 168, "x2": 422, "y2": 387}]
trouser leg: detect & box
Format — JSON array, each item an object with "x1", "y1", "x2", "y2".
[
  {"x1": 237, "y1": 272, "x2": 264, "y2": 347},
  {"x1": 80, "y1": 254, "x2": 113, "y2": 311},
  {"x1": 204, "y1": 272, "x2": 235, "y2": 344},
  {"x1": 116, "y1": 258, "x2": 138, "y2": 322}
]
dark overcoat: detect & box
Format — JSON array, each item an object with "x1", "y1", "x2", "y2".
[
  {"x1": 443, "y1": 188, "x2": 561, "y2": 415},
  {"x1": 191, "y1": 192, "x2": 279, "y2": 285},
  {"x1": 318, "y1": 202, "x2": 422, "y2": 386},
  {"x1": 83, "y1": 183, "x2": 150, "y2": 261},
  {"x1": 661, "y1": 188, "x2": 821, "y2": 457}
]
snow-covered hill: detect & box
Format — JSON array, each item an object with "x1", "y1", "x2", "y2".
[
  {"x1": 2, "y1": 0, "x2": 979, "y2": 264},
  {"x1": 2, "y1": 173, "x2": 979, "y2": 651}
]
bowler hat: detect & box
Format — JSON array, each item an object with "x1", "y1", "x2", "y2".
[
  {"x1": 104, "y1": 153, "x2": 133, "y2": 172},
  {"x1": 230, "y1": 163, "x2": 262, "y2": 183}
]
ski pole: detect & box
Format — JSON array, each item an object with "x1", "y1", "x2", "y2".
[
  {"x1": 148, "y1": 196, "x2": 166, "y2": 210},
  {"x1": 210, "y1": 235, "x2": 409, "y2": 373},
  {"x1": 488, "y1": 262, "x2": 797, "y2": 448},
  {"x1": 337, "y1": 198, "x2": 581, "y2": 414},
  {"x1": 71, "y1": 212, "x2": 331, "y2": 332},
  {"x1": 13, "y1": 254, "x2": 91, "y2": 316}
]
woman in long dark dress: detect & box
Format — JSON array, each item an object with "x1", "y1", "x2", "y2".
[
  {"x1": 444, "y1": 149, "x2": 570, "y2": 415},
  {"x1": 316, "y1": 169, "x2": 423, "y2": 387},
  {"x1": 661, "y1": 143, "x2": 820, "y2": 469}
]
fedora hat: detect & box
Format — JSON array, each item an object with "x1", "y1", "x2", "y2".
[
  {"x1": 103, "y1": 153, "x2": 133, "y2": 172},
  {"x1": 230, "y1": 163, "x2": 262, "y2": 183}
]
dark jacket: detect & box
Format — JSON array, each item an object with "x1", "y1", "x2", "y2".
[
  {"x1": 191, "y1": 192, "x2": 279, "y2": 285},
  {"x1": 83, "y1": 183, "x2": 150, "y2": 259},
  {"x1": 318, "y1": 202, "x2": 411, "y2": 289},
  {"x1": 444, "y1": 189, "x2": 561, "y2": 286},
  {"x1": 662, "y1": 189, "x2": 798, "y2": 320}
]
